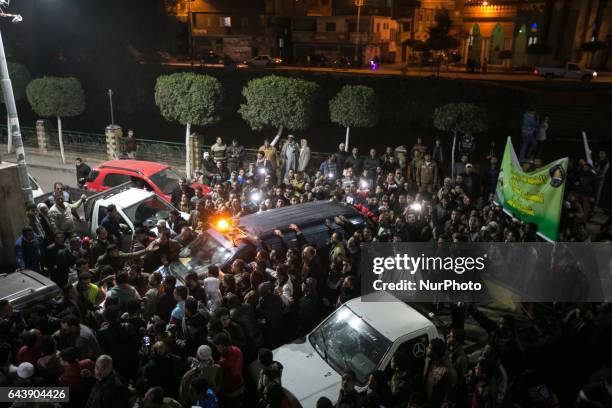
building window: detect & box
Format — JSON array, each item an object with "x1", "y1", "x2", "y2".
[
  {"x1": 402, "y1": 22, "x2": 411, "y2": 32},
  {"x1": 377, "y1": 23, "x2": 380, "y2": 32},
  {"x1": 348, "y1": 22, "x2": 356, "y2": 32},
  {"x1": 325, "y1": 22, "x2": 336, "y2": 32},
  {"x1": 241, "y1": 17, "x2": 248, "y2": 27},
  {"x1": 528, "y1": 36, "x2": 538, "y2": 45},
  {"x1": 223, "y1": 17, "x2": 232, "y2": 27}
]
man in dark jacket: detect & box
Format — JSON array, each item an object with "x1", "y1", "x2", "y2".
[
  {"x1": 84, "y1": 355, "x2": 129, "y2": 408},
  {"x1": 155, "y1": 276, "x2": 178, "y2": 323},
  {"x1": 171, "y1": 178, "x2": 195, "y2": 208},
  {"x1": 226, "y1": 139, "x2": 245, "y2": 173},
  {"x1": 75, "y1": 158, "x2": 91, "y2": 188},
  {"x1": 345, "y1": 147, "x2": 363, "y2": 176},
  {"x1": 97, "y1": 307, "x2": 140, "y2": 381},
  {"x1": 363, "y1": 148, "x2": 380, "y2": 180},
  {"x1": 227, "y1": 293, "x2": 263, "y2": 358},
  {"x1": 256, "y1": 282, "x2": 285, "y2": 349},
  {"x1": 15, "y1": 227, "x2": 42, "y2": 272}
]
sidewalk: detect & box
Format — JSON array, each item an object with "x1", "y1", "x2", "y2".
[{"x1": 0, "y1": 146, "x2": 104, "y2": 174}]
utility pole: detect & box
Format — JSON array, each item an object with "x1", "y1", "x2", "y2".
[
  {"x1": 353, "y1": 0, "x2": 364, "y2": 65},
  {"x1": 0, "y1": 5, "x2": 32, "y2": 203}
]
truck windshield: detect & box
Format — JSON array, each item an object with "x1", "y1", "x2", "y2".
[
  {"x1": 179, "y1": 231, "x2": 233, "y2": 273},
  {"x1": 123, "y1": 196, "x2": 175, "y2": 226},
  {"x1": 149, "y1": 168, "x2": 182, "y2": 195},
  {"x1": 309, "y1": 306, "x2": 392, "y2": 386}
]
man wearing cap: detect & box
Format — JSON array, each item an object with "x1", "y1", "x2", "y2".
[
  {"x1": 179, "y1": 345, "x2": 223, "y2": 407},
  {"x1": 226, "y1": 139, "x2": 244, "y2": 173},
  {"x1": 201, "y1": 151, "x2": 217, "y2": 185}
]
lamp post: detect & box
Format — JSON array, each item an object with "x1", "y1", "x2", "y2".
[
  {"x1": 353, "y1": 0, "x2": 364, "y2": 65},
  {"x1": 108, "y1": 89, "x2": 115, "y2": 125},
  {"x1": 0, "y1": 2, "x2": 32, "y2": 203}
]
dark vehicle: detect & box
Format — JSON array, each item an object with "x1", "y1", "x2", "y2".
[
  {"x1": 309, "y1": 54, "x2": 330, "y2": 67},
  {"x1": 201, "y1": 51, "x2": 224, "y2": 66},
  {"x1": 0, "y1": 270, "x2": 61, "y2": 311},
  {"x1": 171, "y1": 201, "x2": 368, "y2": 280},
  {"x1": 332, "y1": 56, "x2": 351, "y2": 69}
]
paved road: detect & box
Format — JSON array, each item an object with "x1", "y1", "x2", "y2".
[
  {"x1": 29, "y1": 165, "x2": 74, "y2": 193},
  {"x1": 162, "y1": 61, "x2": 612, "y2": 84}
]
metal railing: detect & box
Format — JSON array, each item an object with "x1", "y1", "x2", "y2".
[{"x1": 0, "y1": 125, "x2": 330, "y2": 171}]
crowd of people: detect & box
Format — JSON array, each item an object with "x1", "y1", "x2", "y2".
[{"x1": 5, "y1": 126, "x2": 612, "y2": 408}]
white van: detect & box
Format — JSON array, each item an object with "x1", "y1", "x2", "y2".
[{"x1": 250, "y1": 291, "x2": 441, "y2": 407}]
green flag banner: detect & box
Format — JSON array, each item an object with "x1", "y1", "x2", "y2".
[{"x1": 495, "y1": 137, "x2": 568, "y2": 241}]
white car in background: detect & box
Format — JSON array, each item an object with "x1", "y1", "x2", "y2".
[
  {"x1": 29, "y1": 175, "x2": 45, "y2": 200},
  {"x1": 250, "y1": 292, "x2": 441, "y2": 407},
  {"x1": 244, "y1": 55, "x2": 282, "y2": 68}
]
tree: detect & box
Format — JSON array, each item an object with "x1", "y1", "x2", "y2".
[
  {"x1": 2, "y1": 62, "x2": 31, "y2": 153},
  {"x1": 26, "y1": 77, "x2": 86, "y2": 164},
  {"x1": 432, "y1": 103, "x2": 487, "y2": 179},
  {"x1": 427, "y1": 10, "x2": 459, "y2": 54},
  {"x1": 238, "y1": 75, "x2": 319, "y2": 139},
  {"x1": 155, "y1": 72, "x2": 223, "y2": 179},
  {"x1": 329, "y1": 85, "x2": 378, "y2": 151}
]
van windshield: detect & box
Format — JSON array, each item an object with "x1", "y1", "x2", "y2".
[
  {"x1": 179, "y1": 231, "x2": 233, "y2": 273},
  {"x1": 149, "y1": 168, "x2": 182, "y2": 195},
  {"x1": 123, "y1": 196, "x2": 175, "y2": 227},
  {"x1": 309, "y1": 306, "x2": 392, "y2": 386}
]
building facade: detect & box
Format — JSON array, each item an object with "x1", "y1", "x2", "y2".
[{"x1": 167, "y1": 0, "x2": 612, "y2": 69}]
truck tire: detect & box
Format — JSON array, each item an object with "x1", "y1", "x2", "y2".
[
  {"x1": 545, "y1": 74, "x2": 554, "y2": 80},
  {"x1": 582, "y1": 75, "x2": 592, "y2": 82}
]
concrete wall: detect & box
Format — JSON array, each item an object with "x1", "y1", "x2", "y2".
[{"x1": 0, "y1": 163, "x2": 26, "y2": 270}]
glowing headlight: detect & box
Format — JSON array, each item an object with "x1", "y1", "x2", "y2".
[{"x1": 593, "y1": 71, "x2": 598, "y2": 77}]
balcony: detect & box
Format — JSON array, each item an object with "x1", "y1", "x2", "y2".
[{"x1": 463, "y1": 3, "x2": 517, "y2": 19}]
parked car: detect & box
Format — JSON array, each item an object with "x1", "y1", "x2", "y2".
[
  {"x1": 332, "y1": 56, "x2": 351, "y2": 69},
  {"x1": 171, "y1": 201, "x2": 368, "y2": 282},
  {"x1": 0, "y1": 270, "x2": 61, "y2": 311},
  {"x1": 534, "y1": 62, "x2": 597, "y2": 81},
  {"x1": 309, "y1": 54, "x2": 330, "y2": 67},
  {"x1": 201, "y1": 51, "x2": 224, "y2": 67},
  {"x1": 249, "y1": 291, "x2": 441, "y2": 407},
  {"x1": 84, "y1": 160, "x2": 210, "y2": 204},
  {"x1": 244, "y1": 55, "x2": 282, "y2": 68},
  {"x1": 29, "y1": 174, "x2": 45, "y2": 200}
]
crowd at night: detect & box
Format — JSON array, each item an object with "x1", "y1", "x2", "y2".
[{"x1": 4, "y1": 120, "x2": 612, "y2": 408}]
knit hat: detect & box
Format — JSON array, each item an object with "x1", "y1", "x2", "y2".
[
  {"x1": 197, "y1": 345, "x2": 213, "y2": 362},
  {"x1": 17, "y1": 362, "x2": 34, "y2": 379}
]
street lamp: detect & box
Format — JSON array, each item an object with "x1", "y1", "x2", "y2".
[
  {"x1": 0, "y1": 0, "x2": 32, "y2": 203},
  {"x1": 353, "y1": 0, "x2": 364, "y2": 65}
]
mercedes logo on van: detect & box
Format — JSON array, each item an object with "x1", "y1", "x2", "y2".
[{"x1": 412, "y1": 343, "x2": 426, "y2": 358}]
